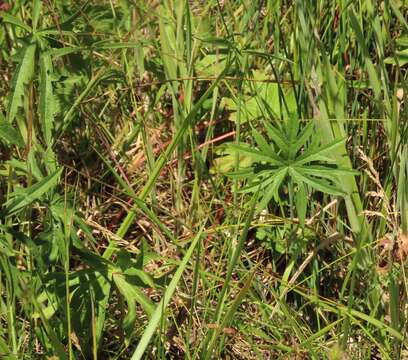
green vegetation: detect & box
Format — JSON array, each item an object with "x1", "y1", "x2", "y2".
[{"x1": 0, "y1": 0, "x2": 407, "y2": 358}]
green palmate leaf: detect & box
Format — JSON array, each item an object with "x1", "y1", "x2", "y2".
[
  {"x1": 252, "y1": 127, "x2": 274, "y2": 156},
  {"x1": 292, "y1": 121, "x2": 314, "y2": 154},
  {"x1": 264, "y1": 122, "x2": 289, "y2": 154},
  {"x1": 225, "y1": 167, "x2": 258, "y2": 179},
  {"x1": 257, "y1": 167, "x2": 288, "y2": 210},
  {"x1": 3, "y1": 167, "x2": 63, "y2": 217},
  {"x1": 223, "y1": 114, "x2": 356, "y2": 213},
  {"x1": 234, "y1": 166, "x2": 283, "y2": 190},
  {"x1": 295, "y1": 137, "x2": 345, "y2": 165},
  {"x1": 226, "y1": 143, "x2": 284, "y2": 165},
  {"x1": 289, "y1": 167, "x2": 345, "y2": 196},
  {"x1": 39, "y1": 51, "x2": 56, "y2": 145},
  {"x1": 298, "y1": 165, "x2": 360, "y2": 178},
  {"x1": 7, "y1": 43, "x2": 36, "y2": 123},
  {"x1": 0, "y1": 113, "x2": 24, "y2": 147}
]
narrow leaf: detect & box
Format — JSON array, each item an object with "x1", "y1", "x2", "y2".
[
  {"x1": 3, "y1": 167, "x2": 63, "y2": 216},
  {"x1": 257, "y1": 167, "x2": 288, "y2": 210},
  {"x1": 0, "y1": 12, "x2": 32, "y2": 32},
  {"x1": 39, "y1": 51, "x2": 56, "y2": 145},
  {"x1": 32, "y1": 0, "x2": 42, "y2": 31},
  {"x1": 252, "y1": 128, "x2": 274, "y2": 156},
  {"x1": 295, "y1": 138, "x2": 344, "y2": 165},
  {"x1": 264, "y1": 122, "x2": 289, "y2": 154},
  {"x1": 290, "y1": 168, "x2": 345, "y2": 196},
  {"x1": 226, "y1": 143, "x2": 284, "y2": 165}
]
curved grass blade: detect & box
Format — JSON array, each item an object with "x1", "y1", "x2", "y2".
[{"x1": 130, "y1": 226, "x2": 205, "y2": 360}]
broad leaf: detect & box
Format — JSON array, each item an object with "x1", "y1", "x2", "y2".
[
  {"x1": 7, "y1": 44, "x2": 36, "y2": 123},
  {"x1": 0, "y1": 113, "x2": 24, "y2": 147},
  {"x1": 113, "y1": 272, "x2": 155, "y2": 336}
]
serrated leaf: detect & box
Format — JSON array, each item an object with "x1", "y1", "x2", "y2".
[
  {"x1": 264, "y1": 122, "x2": 289, "y2": 154},
  {"x1": 3, "y1": 167, "x2": 63, "y2": 217},
  {"x1": 252, "y1": 128, "x2": 274, "y2": 155},
  {"x1": 0, "y1": 113, "x2": 24, "y2": 147},
  {"x1": 295, "y1": 138, "x2": 345, "y2": 165},
  {"x1": 7, "y1": 43, "x2": 36, "y2": 123},
  {"x1": 290, "y1": 168, "x2": 345, "y2": 196},
  {"x1": 297, "y1": 165, "x2": 359, "y2": 178},
  {"x1": 39, "y1": 51, "x2": 56, "y2": 145}
]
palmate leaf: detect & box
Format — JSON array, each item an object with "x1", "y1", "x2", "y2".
[
  {"x1": 297, "y1": 165, "x2": 360, "y2": 179},
  {"x1": 7, "y1": 43, "x2": 36, "y2": 123},
  {"x1": 264, "y1": 121, "x2": 289, "y2": 154},
  {"x1": 239, "y1": 172, "x2": 278, "y2": 194},
  {"x1": 289, "y1": 167, "x2": 345, "y2": 196},
  {"x1": 226, "y1": 143, "x2": 284, "y2": 165},
  {"x1": 294, "y1": 137, "x2": 345, "y2": 165},
  {"x1": 221, "y1": 116, "x2": 358, "y2": 213},
  {"x1": 292, "y1": 121, "x2": 314, "y2": 155},
  {"x1": 252, "y1": 127, "x2": 274, "y2": 156},
  {"x1": 257, "y1": 168, "x2": 288, "y2": 210}
]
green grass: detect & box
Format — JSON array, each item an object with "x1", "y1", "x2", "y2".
[{"x1": 0, "y1": 0, "x2": 407, "y2": 359}]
